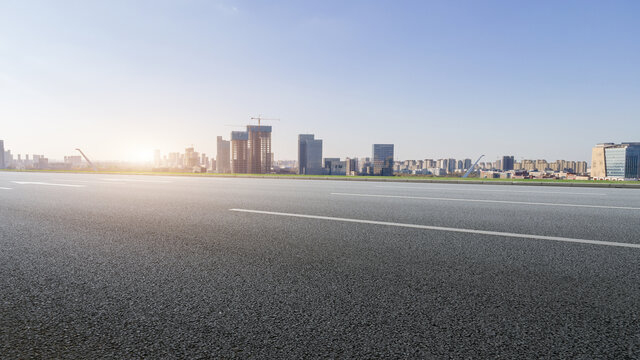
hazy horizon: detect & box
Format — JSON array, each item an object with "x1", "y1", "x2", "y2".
[{"x1": 2, "y1": 0, "x2": 639, "y2": 162}]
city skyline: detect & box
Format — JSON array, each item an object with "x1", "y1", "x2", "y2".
[
  {"x1": 0, "y1": 135, "x2": 597, "y2": 167},
  {"x1": 2, "y1": 134, "x2": 593, "y2": 178},
  {"x1": 2, "y1": 1, "x2": 639, "y2": 161}
]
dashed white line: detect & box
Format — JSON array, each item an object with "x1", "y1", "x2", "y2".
[
  {"x1": 54, "y1": 179, "x2": 126, "y2": 184},
  {"x1": 331, "y1": 192, "x2": 640, "y2": 211},
  {"x1": 229, "y1": 208, "x2": 640, "y2": 249},
  {"x1": 11, "y1": 181, "x2": 85, "y2": 188},
  {"x1": 0, "y1": 187, "x2": 12, "y2": 190},
  {"x1": 375, "y1": 185, "x2": 606, "y2": 196},
  {"x1": 100, "y1": 178, "x2": 172, "y2": 183}
]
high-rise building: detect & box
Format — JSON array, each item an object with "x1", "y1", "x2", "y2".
[
  {"x1": 463, "y1": 158, "x2": 472, "y2": 170},
  {"x1": 591, "y1": 142, "x2": 640, "y2": 180},
  {"x1": 372, "y1": 144, "x2": 394, "y2": 176},
  {"x1": 501, "y1": 156, "x2": 515, "y2": 171},
  {"x1": 576, "y1": 161, "x2": 588, "y2": 175},
  {"x1": 0, "y1": 140, "x2": 5, "y2": 169},
  {"x1": 4, "y1": 149, "x2": 13, "y2": 168},
  {"x1": 298, "y1": 134, "x2": 323, "y2": 175},
  {"x1": 184, "y1": 147, "x2": 199, "y2": 168},
  {"x1": 359, "y1": 157, "x2": 372, "y2": 175},
  {"x1": 231, "y1": 131, "x2": 249, "y2": 174},
  {"x1": 424, "y1": 159, "x2": 436, "y2": 168},
  {"x1": 216, "y1": 136, "x2": 231, "y2": 173},
  {"x1": 345, "y1": 157, "x2": 358, "y2": 175},
  {"x1": 247, "y1": 125, "x2": 272, "y2": 174},
  {"x1": 535, "y1": 159, "x2": 548, "y2": 171},
  {"x1": 447, "y1": 158, "x2": 456, "y2": 173}
]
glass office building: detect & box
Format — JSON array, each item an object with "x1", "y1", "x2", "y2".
[
  {"x1": 592, "y1": 142, "x2": 640, "y2": 180},
  {"x1": 298, "y1": 134, "x2": 323, "y2": 175},
  {"x1": 372, "y1": 144, "x2": 394, "y2": 176}
]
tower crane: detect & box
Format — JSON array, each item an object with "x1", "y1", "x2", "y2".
[{"x1": 250, "y1": 115, "x2": 280, "y2": 127}]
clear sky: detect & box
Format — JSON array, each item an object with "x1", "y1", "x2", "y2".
[{"x1": 1, "y1": 0, "x2": 638, "y2": 163}]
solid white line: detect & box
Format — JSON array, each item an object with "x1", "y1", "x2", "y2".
[
  {"x1": 0, "y1": 187, "x2": 12, "y2": 190},
  {"x1": 375, "y1": 185, "x2": 606, "y2": 196},
  {"x1": 229, "y1": 208, "x2": 640, "y2": 249},
  {"x1": 11, "y1": 181, "x2": 85, "y2": 188},
  {"x1": 331, "y1": 192, "x2": 640, "y2": 211}
]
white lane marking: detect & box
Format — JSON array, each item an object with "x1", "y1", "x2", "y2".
[
  {"x1": 230, "y1": 208, "x2": 640, "y2": 249},
  {"x1": 11, "y1": 181, "x2": 85, "y2": 187},
  {"x1": 168, "y1": 176, "x2": 229, "y2": 181},
  {"x1": 0, "y1": 187, "x2": 12, "y2": 190},
  {"x1": 375, "y1": 185, "x2": 606, "y2": 196},
  {"x1": 331, "y1": 192, "x2": 640, "y2": 211},
  {"x1": 100, "y1": 178, "x2": 172, "y2": 183},
  {"x1": 54, "y1": 179, "x2": 126, "y2": 184}
]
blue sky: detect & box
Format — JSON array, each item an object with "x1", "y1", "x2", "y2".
[{"x1": 1, "y1": 0, "x2": 638, "y2": 162}]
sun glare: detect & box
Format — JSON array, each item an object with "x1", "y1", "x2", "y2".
[{"x1": 132, "y1": 149, "x2": 154, "y2": 163}]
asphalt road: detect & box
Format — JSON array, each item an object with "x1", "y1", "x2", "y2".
[{"x1": 1, "y1": 171, "x2": 639, "y2": 358}]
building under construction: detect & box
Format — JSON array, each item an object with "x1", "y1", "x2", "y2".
[
  {"x1": 247, "y1": 125, "x2": 272, "y2": 174},
  {"x1": 231, "y1": 131, "x2": 249, "y2": 173},
  {"x1": 230, "y1": 125, "x2": 273, "y2": 174}
]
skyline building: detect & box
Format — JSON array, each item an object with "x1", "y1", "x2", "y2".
[
  {"x1": 201, "y1": 153, "x2": 208, "y2": 168},
  {"x1": 373, "y1": 144, "x2": 394, "y2": 176},
  {"x1": 298, "y1": 134, "x2": 323, "y2": 175},
  {"x1": 184, "y1": 147, "x2": 199, "y2": 168},
  {"x1": 447, "y1": 158, "x2": 456, "y2": 173},
  {"x1": 247, "y1": 125, "x2": 272, "y2": 174},
  {"x1": 502, "y1": 155, "x2": 515, "y2": 171},
  {"x1": 231, "y1": 131, "x2": 249, "y2": 173},
  {"x1": 345, "y1": 157, "x2": 358, "y2": 176},
  {"x1": 328, "y1": 160, "x2": 346, "y2": 175},
  {"x1": 463, "y1": 158, "x2": 472, "y2": 170},
  {"x1": 324, "y1": 158, "x2": 340, "y2": 168},
  {"x1": 0, "y1": 140, "x2": 4, "y2": 169},
  {"x1": 591, "y1": 142, "x2": 640, "y2": 180},
  {"x1": 216, "y1": 136, "x2": 231, "y2": 173},
  {"x1": 64, "y1": 155, "x2": 82, "y2": 167}
]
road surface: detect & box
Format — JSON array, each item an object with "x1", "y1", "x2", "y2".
[{"x1": 1, "y1": 171, "x2": 639, "y2": 358}]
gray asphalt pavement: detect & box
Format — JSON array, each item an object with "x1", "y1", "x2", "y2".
[{"x1": 1, "y1": 171, "x2": 639, "y2": 358}]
